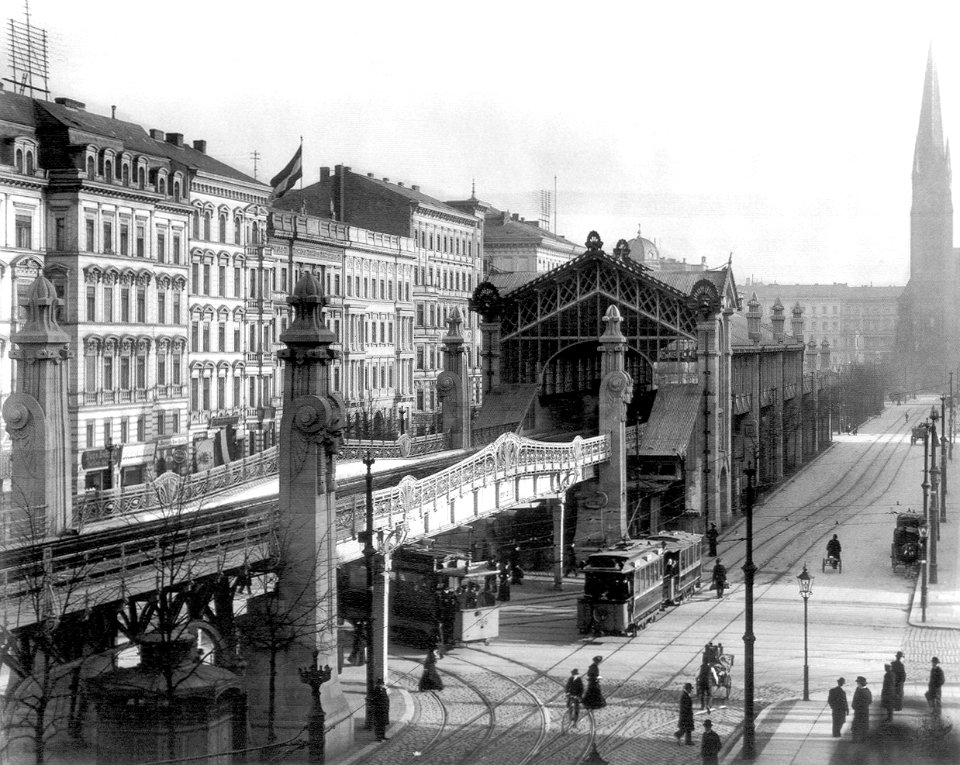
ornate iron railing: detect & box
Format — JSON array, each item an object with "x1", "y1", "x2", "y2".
[{"x1": 338, "y1": 433, "x2": 448, "y2": 461}]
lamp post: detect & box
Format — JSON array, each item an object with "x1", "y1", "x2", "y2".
[
  {"x1": 929, "y1": 409, "x2": 939, "y2": 583},
  {"x1": 940, "y1": 394, "x2": 947, "y2": 523},
  {"x1": 797, "y1": 565, "x2": 813, "y2": 701},
  {"x1": 919, "y1": 521, "x2": 928, "y2": 622},
  {"x1": 741, "y1": 463, "x2": 757, "y2": 760},
  {"x1": 105, "y1": 436, "x2": 116, "y2": 491},
  {"x1": 362, "y1": 451, "x2": 376, "y2": 729},
  {"x1": 398, "y1": 406, "x2": 407, "y2": 436}
]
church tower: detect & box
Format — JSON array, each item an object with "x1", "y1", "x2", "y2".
[{"x1": 899, "y1": 47, "x2": 956, "y2": 380}]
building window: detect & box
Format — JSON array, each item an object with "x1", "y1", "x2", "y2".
[
  {"x1": 172, "y1": 233, "x2": 181, "y2": 264},
  {"x1": 136, "y1": 287, "x2": 146, "y2": 323},
  {"x1": 416, "y1": 303, "x2": 424, "y2": 326},
  {"x1": 120, "y1": 223, "x2": 129, "y2": 256},
  {"x1": 158, "y1": 292, "x2": 166, "y2": 324},
  {"x1": 191, "y1": 322, "x2": 199, "y2": 352},
  {"x1": 233, "y1": 327, "x2": 240, "y2": 351},
  {"x1": 103, "y1": 221, "x2": 113, "y2": 254},
  {"x1": 86, "y1": 219, "x2": 95, "y2": 252},
  {"x1": 120, "y1": 419, "x2": 129, "y2": 443},
  {"x1": 202, "y1": 323, "x2": 210, "y2": 352},
  {"x1": 85, "y1": 355, "x2": 96, "y2": 391},
  {"x1": 234, "y1": 267, "x2": 242, "y2": 297},
  {"x1": 191, "y1": 378, "x2": 199, "y2": 410},
  {"x1": 121, "y1": 164, "x2": 130, "y2": 186},
  {"x1": 203, "y1": 264, "x2": 211, "y2": 295},
  {"x1": 15, "y1": 214, "x2": 32, "y2": 249},
  {"x1": 104, "y1": 420, "x2": 112, "y2": 444},
  {"x1": 157, "y1": 412, "x2": 166, "y2": 436},
  {"x1": 218, "y1": 324, "x2": 226, "y2": 351},
  {"x1": 219, "y1": 265, "x2": 226, "y2": 297},
  {"x1": 157, "y1": 232, "x2": 166, "y2": 264},
  {"x1": 193, "y1": 212, "x2": 200, "y2": 239},
  {"x1": 202, "y1": 376, "x2": 211, "y2": 410},
  {"x1": 203, "y1": 212, "x2": 211, "y2": 241},
  {"x1": 172, "y1": 353, "x2": 182, "y2": 384},
  {"x1": 158, "y1": 354, "x2": 166, "y2": 384},
  {"x1": 173, "y1": 293, "x2": 181, "y2": 324},
  {"x1": 54, "y1": 216, "x2": 66, "y2": 251},
  {"x1": 104, "y1": 159, "x2": 112, "y2": 181},
  {"x1": 233, "y1": 376, "x2": 241, "y2": 407},
  {"x1": 136, "y1": 355, "x2": 146, "y2": 389},
  {"x1": 121, "y1": 288, "x2": 130, "y2": 322},
  {"x1": 136, "y1": 223, "x2": 145, "y2": 257},
  {"x1": 219, "y1": 213, "x2": 227, "y2": 243},
  {"x1": 172, "y1": 411, "x2": 180, "y2": 433},
  {"x1": 86, "y1": 421, "x2": 95, "y2": 447},
  {"x1": 192, "y1": 263, "x2": 200, "y2": 294},
  {"x1": 120, "y1": 356, "x2": 130, "y2": 389},
  {"x1": 86, "y1": 286, "x2": 96, "y2": 320},
  {"x1": 104, "y1": 356, "x2": 114, "y2": 389},
  {"x1": 217, "y1": 376, "x2": 225, "y2": 409},
  {"x1": 234, "y1": 218, "x2": 241, "y2": 244},
  {"x1": 104, "y1": 286, "x2": 114, "y2": 322},
  {"x1": 137, "y1": 416, "x2": 145, "y2": 442}
]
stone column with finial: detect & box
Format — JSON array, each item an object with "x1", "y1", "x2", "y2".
[
  {"x1": 596, "y1": 303, "x2": 633, "y2": 541},
  {"x1": 437, "y1": 306, "x2": 472, "y2": 449},
  {"x1": 2, "y1": 275, "x2": 72, "y2": 536},
  {"x1": 243, "y1": 272, "x2": 352, "y2": 755}
]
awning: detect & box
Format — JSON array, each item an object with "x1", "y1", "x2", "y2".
[
  {"x1": 473, "y1": 383, "x2": 538, "y2": 431},
  {"x1": 635, "y1": 383, "x2": 702, "y2": 458}
]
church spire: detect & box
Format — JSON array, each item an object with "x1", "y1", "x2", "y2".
[{"x1": 914, "y1": 44, "x2": 948, "y2": 178}]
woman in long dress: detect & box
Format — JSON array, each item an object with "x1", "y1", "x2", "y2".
[
  {"x1": 418, "y1": 649, "x2": 444, "y2": 692},
  {"x1": 582, "y1": 655, "x2": 606, "y2": 709}
]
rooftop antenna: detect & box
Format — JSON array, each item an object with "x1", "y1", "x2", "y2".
[
  {"x1": 539, "y1": 188, "x2": 553, "y2": 231},
  {"x1": 250, "y1": 150, "x2": 261, "y2": 179},
  {"x1": 4, "y1": 0, "x2": 49, "y2": 99}
]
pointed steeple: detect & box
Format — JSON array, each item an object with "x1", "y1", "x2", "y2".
[{"x1": 914, "y1": 44, "x2": 948, "y2": 179}]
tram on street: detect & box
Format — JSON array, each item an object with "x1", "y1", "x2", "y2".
[
  {"x1": 339, "y1": 543, "x2": 500, "y2": 647},
  {"x1": 577, "y1": 532, "x2": 703, "y2": 635}
]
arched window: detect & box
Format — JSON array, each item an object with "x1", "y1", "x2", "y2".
[
  {"x1": 203, "y1": 211, "x2": 211, "y2": 241},
  {"x1": 158, "y1": 176, "x2": 166, "y2": 195},
  {"x1": 193, "y1": 212, "x2": 200, "y2": 239},
  {"x1": 25, "y1": 151, "x2": 34, "y2": 174},
  {"x1": 105, "y1": 159, "x2": 113, "y2": 181},
  {"x1": 234, "y1": 218, "x2": 241, "y2": 244},
  {"x1": 138, "y1": 166, "x2": 145, "y2": 188},
  {"x1": 86, "y1": 156, "x2": 95, "y2": 179},
  {"x1": 15, "y1": 148, "x2": 23, "y2": 172},
  {"x1": 173, "y1": 179, "x2": 181, "y2": 199},
  {"x1": 251, "y1": 221, "x2": 260, "y2": 244},
  {"x1": 122, "y1": 164, "x2": 129, "y2": 186},
  {"x1": 218, "y1": 213, "x2": 227, "y2": 243}
]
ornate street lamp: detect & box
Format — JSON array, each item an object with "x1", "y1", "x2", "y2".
[
  {"x1": 741, "y1": 463, "x2": 758, "y2": 760},
  {"x1": 919, "y1": 521, "x2": 928, "y2": 623},
  {"x1": 929, "y1": 409, "x2": 939, "y2": 583},
  {"x1": 362, "y1": 452, "x2": 376, "y2": 728},
  {"x1": 797, "y1": 565, "x2": 813, "y2": 701}
]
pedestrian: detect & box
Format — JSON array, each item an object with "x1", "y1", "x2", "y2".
[
  {"x1": 583, "y1": 655, "x2": 606, "y2": 709},
  {"x1": 702, "y1": 642, "x2": 717, "y2": 665},
  {"x1": 371, "y1": 678, "x2": 390, "y2": 741},
  {"x1": 926, "y1": 656, "x2": 945, "y2": 715},
  {"x1": 564, "y1": 668, "x2": 584, "y2": 727},
  {"x1": 349, "y1": 619, "x2": 367, "y2": 666},
  {"x1": 418, "y1": 649, "x2": 444, "y2": 692},
  {"x1": 701, "y1": 718, "x2": 722, "y2": 764},
  {"x1": 827, "y1": 677, "x2": 848, "y2": 737},
  {"x1": 498, "y1": 564, "x2": 511, "y2": 602},
  {"x1": 712, "y1": 559, "x2": 727, "y2": 598},
  {"x1": 881, "y1": 664, "x2": 896, "y2": 722},
  {"x1": 851, "y1": 676, "x2": 872, "y2": 742},
  {"x1": 563, "y1": 542, "x2": 579, "y2": 577},
  {"x1": 696, "y1": 662, "x2": 714, "y2": 713},
  {"x1": 706, "y1": 523, "x2": 719, "y2": 557},
  {"x1": 674, "y1": 682, "x2": 695, "y2": 745},
  {"x1": 891, "y1": 651, "x2": 906, "y2": 711}
]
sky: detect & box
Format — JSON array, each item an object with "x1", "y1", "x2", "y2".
[{"x1": 11, "y1": 0, "x2": 960, "y2": 286}]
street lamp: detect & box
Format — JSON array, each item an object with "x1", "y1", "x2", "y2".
[
  {"x1": 797, "y1": 565, "x2": 813, "y2": 701},
  {"x1": 105, "y1": 436, "x2": 116, "y2": 491},
  {"x1": 741, "y1": 462, "x2": 757, "y2": 760},
  {"x1": 929, "y1": 409, "x2": 939, "y2": 583},
  {"x1": 399, "y1": 406, "x2": 407, "y2": 436},
  {"x1": 919, "y1": 521, "x2": 928, "y2": 622},
  {"x1": 362, "y1": 451, "x2": 376, "y2": 729},
  {"x1": 940, "y1": 394, "x2": 948, "y2": 523}
]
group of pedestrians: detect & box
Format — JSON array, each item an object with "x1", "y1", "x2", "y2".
[
  {"x1": 827, "y1": 653, "x2": 944, "y2": 742},
  {"x1": 563, "y1": 656, "x2": 607, "y2": 727},
  {"x1": 675, "y1": 682, "x2": 722, "y2": 763}
]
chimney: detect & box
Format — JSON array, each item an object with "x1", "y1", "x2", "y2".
[
  {"x1": 512, "y1": 213, "x2": 520, "y2": 221},
  {"x1": 320, "y1": 166, "x2": 330, "y2": 183},
  {"x1": 791, "y1": 302, "x2": 804, "y2": 343},
  {"x1": 771, "y1": 297, "x2": 785, "y2": 341},
  {"x1": 747, "y1": 292, "x2": 762, "y2": 342},
  {"x1": 820, "y1": 339, "x2": 831, "y2": 369},
  {"x1": 149, "y1": 129, "x2": 164, "y2": 140},
  {"x1": 382, "y1": 177, "x2": 389, "y2": 183},
  {"x1": 397, "y1": 181, "x2": 404, "y2": 187},
  {"x1": 165, "y1": 132, "x2": 184, "y2": 147},
  {"x1": 192, "y1": 139, "x2": 206, "y2": 154},
  {"x1": 806, "y1": 339, "x2": 819, "y2": 370},
  {"x1": 54, "y1": 97, "x2": 85, "y2": 109},
  {"x1": 111, "y1": 105, "x2": 116, "y2": 119},
  {"x1": 412, "y1": 185, "x2": 420, "y2": 191},
  {"x1": 367, "y1": 172, "x2": 374, "y2": 177}
]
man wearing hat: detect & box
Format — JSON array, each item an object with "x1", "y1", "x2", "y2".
[
  {"x1": 564, "y1": 668, "x2": 584, "y2": 726},
  {"x1": 851, "y1": 676, "x2": 872, "y2": 742},
  {"x1": 827, "y1": 677, "x2": 848, "y2": 737},
  {"x1": 701, "y1": 719, "x2": 722, "y2": 764},
  {"x1": 891, "y1": 651, "x2": 906, "y2": 711},
  {"x1": 927, "y1": 656, "x2": 945, "y2": 715},
  {"x1": 675, "y1": 682, "x2": 695, "y2": 745},
  {"x1": 881, "y1": 664, "x2": 896, "y2": 722}
]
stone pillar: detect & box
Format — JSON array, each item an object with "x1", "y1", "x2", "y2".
[
  {"x1": 697, "y1": 316, "x2": 721, "y2": 525},
  {"x1": 771, "y1": 297, "x2": 785, "y2": 342},
  {"x1": 773, "y1": 351, "x2": 784, "y2": 481},
  {"x1": 596, "y1": 305, "x2": 633, "y2": 541},
  {"x1": 480, "y1": 321, "x2": 502, "y2": 393},
  {"x1": 806, "y1": 340, "x2": 819, "y2": 458},
  {"x1": 2, "y1": 276, "x2": 72, "y2": 536},
  {"x1": 244, "y1": 273, "x2": 351, "y2": 755},
  {"x1": 437, "y1": 307, "x2": 472, "y2": 449}
]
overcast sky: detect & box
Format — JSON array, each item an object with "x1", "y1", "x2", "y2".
[{"x1": 16, "y1": 1, "x2": 960, "y2": 286}]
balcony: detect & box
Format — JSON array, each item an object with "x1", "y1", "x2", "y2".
[{"x1": 245, "y1": 352, "x2": 275, "y2": 367}]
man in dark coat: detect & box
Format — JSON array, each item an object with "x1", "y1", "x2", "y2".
[
  {"x1": 881, "y1": 664, "x2": 896, "y2": 721},
  {"x1": 696, "y1": 662, "x2": 714, "y2": 713},
  {"x1": 712, "y1": 559, "x2": 727, "y2": 598},
  {"x1": 563, "y1": 542, "x2": 579, "y2": 577},
  {"x1": 675, "y1": 682, "x2": 695, "y2": 745},
  {"x1": 565, "y1": 668, "x2": 584, "y2": 725},
  {"x1": 927, "y1": 656, "x2": 945, "y2": 714},
  {"x1": 891, "y1": 651, "x2": 906, "y2": 711},
  {"x1": 706, "y1": 524, "x2": 719, "y2": 557},
  {"x1": 371, "y1": 678, "x2": 390, "y2": 742},
  {"x1": 701, "y1": 719, "x2": 722, "y2": 764},
  {"x1": 827, "y1": 677, "x2": 848, "y2": 737},
  {"x1": 851, "y1": 676, "x2": 872, "y2": 742}
]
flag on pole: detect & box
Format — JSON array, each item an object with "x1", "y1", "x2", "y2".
[{"x1": 270, "y1": 141, "x2": 303, "y2": 199}]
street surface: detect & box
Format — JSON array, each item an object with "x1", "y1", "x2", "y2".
[{"x1": 355, "y1": 399, "x2": 960, "y2": 764}]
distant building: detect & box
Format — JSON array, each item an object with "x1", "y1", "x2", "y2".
[
  {"x1": 275, "y1": 166, "x2": 482, "y2": 431},
  {"x1": 742, "y1": 281, "x2": 901, "y2": 366},
  {"x1": 626, "y1": 223, "x2": 709, "y2": 272}
]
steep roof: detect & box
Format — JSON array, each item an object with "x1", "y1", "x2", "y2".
[
  {"x1": 0, "y1": 91, "x2": 38, "y2": 129},
  {"x1": 653, "y1": 268, "x2": 729, "y2": 296},
  {"x1": 486, "y1": 271, "x2": 540, "y2": 294},
  {"x1": 636, "y1": 383, "x2": 702, "y2": 457},
  {"x1": 483, "y1": 208, "x2": 581, "y2": 249}
]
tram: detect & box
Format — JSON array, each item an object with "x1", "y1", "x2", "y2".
[
  {"x1": 577, "y1": 532, "x2": 703, "y2": 636},
  {"x1": 339, "y1": 543, "x2": 500, "y2": 647}
]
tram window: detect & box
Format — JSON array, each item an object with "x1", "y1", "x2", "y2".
[{"x1": 584, "y1": 574, "x2": 606, "y2": 600}]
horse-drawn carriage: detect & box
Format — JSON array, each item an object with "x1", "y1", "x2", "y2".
[
  {"x1": 891, "y1": 512, "x2": 923, "y2": 572},
  {"x1": 700, "y1": 644, "x2": 734, "y2": 700},
  {"x1": 911, "y1": 425, "x2": 928, "y2": 445}
]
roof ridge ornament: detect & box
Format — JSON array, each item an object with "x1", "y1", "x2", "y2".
[{"x1": 585, "y1": 231, "x2": 604, "y2": 253}]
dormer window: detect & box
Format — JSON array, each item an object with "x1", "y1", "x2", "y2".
[
  {"x1": 86, "y1": 156, "x2": 95, "y2": 179},
  {"x1": 104, "y1": 159, "x2": 113, "y2": 181},
  {"x1": 15, "y1": 148, "x2": 23, "y2": 172},
  {"x1": 158, "y1": 176, "x2": 166, "y2": 195}
]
